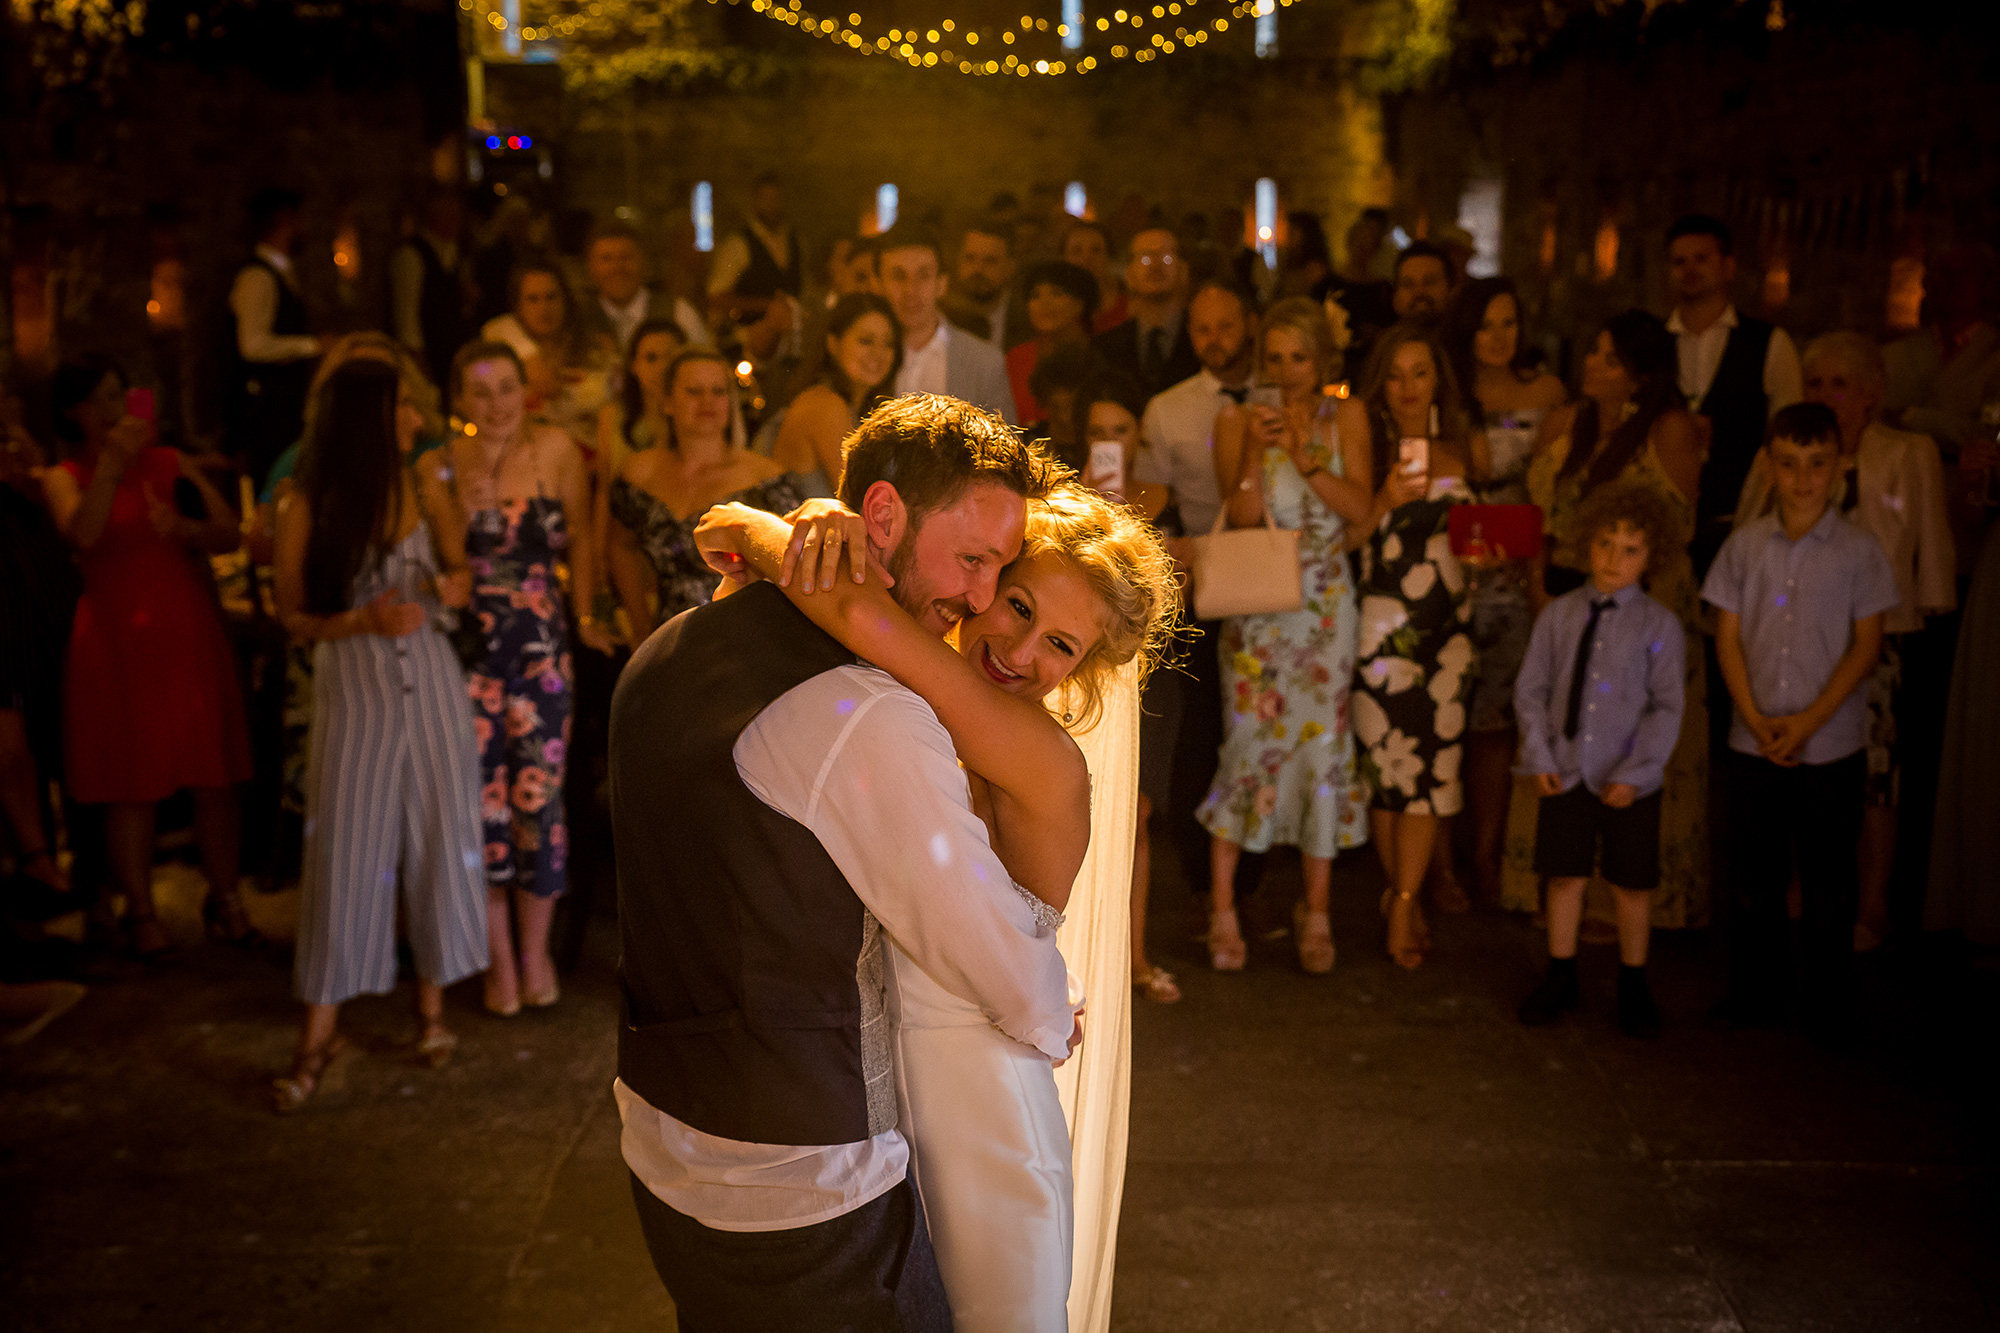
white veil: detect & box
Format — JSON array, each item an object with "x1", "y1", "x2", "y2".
[{"x1": 1052, "y1": 658, "x2": 1140, "y2": 1333}]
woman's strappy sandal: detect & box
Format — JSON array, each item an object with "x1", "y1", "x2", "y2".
[{"x1": 272, "y1": 1035, "x2": 354, "y2": 1115}]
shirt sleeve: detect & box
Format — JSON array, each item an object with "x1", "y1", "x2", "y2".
[
  {"x1": 1133, "y1": 399, "x2": 1172, "y2": 488},
  {"x1": 738, "y1": 680, "x2": 1076, "y2": 1062},
  {"x1": 1907, "y1": 436, "x2": 1958, "y2": 614},
  {"x1": 1512, "y1": 606, "x2": 1560, "y2": 779},
  {"x1": 1605, "y1": 607, "x2": 1686, "y2": 792},
  {"x1": 1764, "y1": 327, "x2": 1803, "y2": 415},
  {"x1": 230, "y1": 266, "x2": 320, "y2": 364},
  {"x1": 1701, "y1": 529, "x2": 1747, "y2": 614},
  {"x1": 389, "y1": 246, "x2": 425, "y2": 354},
  {"x1": 707, "y1": 235, "x2": 752, "y2": 297}
]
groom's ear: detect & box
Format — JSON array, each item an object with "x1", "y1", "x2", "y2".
[{"x1": 860, "y1": 480, "x2": 906, "y2": 557}]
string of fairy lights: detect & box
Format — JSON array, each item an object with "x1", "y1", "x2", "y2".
[{"x1": 496, "y1": 0, "x2": 1305, "y2": 78}]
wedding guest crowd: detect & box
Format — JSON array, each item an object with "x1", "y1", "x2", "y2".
[{"x1": 3, "y1": 174, "x2": 1994, "y2": 1071}]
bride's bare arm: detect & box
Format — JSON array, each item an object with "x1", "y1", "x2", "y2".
[{"x1": 697, "y1": 502, "x2": 1091, "y2": 910}]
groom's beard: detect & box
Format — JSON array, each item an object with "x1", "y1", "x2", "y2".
[{"x1": 888, "y1": 532, "x2": 973, "y2": 637}]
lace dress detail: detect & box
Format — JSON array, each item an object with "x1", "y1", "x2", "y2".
[{"x1": 1012, "y1": 880, "x2": 1066, "y2": 931}]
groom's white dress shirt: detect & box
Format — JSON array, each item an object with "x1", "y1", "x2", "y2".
[{"x1": 617, "y1": 663, "x2": 1076, "y2": 1233}]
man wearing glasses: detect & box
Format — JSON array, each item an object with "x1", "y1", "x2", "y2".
[{"x1": 1095, "y1": 228, "x2": 1201, "y2": 398}]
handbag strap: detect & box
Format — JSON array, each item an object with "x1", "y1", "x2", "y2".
[{"x1": 1211, "y1": 469, "x2": 1283, "y2": 536}]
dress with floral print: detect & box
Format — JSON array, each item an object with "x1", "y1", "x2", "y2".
[
  {"x1": 610, "y1": 473, "x2": 811, "y2": 627},
  {"x1": 1196, "y1": 421, "x2": 1369, "y2": 860},
  {"x1": 465, "y1": 495, "x2": 573, "y2": 898},
  {"x1": 1354, "y1": 476, "x2": 1477, "y2": 815}
]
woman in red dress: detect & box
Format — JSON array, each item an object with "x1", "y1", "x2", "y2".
[{"x1": 40, "y1": 358, "x2": 255, "y2": 958}]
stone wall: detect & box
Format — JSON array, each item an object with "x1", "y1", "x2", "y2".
[
  {"x1": 4, "y1": 2, "x2": 464, "y2": 447},
  {"x1": 1384, "y1": 12, "x2": 2000, "y2": 365},
  {"x1": 493, "y1": 28, "x2": 1394, "y2": 285}
]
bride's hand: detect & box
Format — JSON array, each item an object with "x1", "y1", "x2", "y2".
[
  {"x1": 1053, "y1": 1011, "x2": 1084, "y2": 1068},
  {"x1": 692, "y1": 502, "x2": 760, "y2": 582},
  {"x1": 779, "y1": 499, "x2": 890, "y2": 593}
]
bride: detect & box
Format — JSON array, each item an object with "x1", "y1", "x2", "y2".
[{"x1": 697, "y1": 479, "x2": 1178, "y2": 1331}]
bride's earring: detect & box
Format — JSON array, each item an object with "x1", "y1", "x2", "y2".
[{"x1": 1062, "y1": 710, "x2": 1074, "y2": 725}]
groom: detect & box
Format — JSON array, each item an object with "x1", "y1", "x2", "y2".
[{"x1": 608, "y1": 394, "x2": 1078, "y2": 1330}]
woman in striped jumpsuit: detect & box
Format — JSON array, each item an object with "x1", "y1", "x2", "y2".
[{"x1": 271, "y1": 359, "x2": 488, "y2": 1112}]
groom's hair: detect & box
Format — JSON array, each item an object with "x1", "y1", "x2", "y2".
[{"x1": 837, "y1": 393, "x2": 1056, "y2": 525}]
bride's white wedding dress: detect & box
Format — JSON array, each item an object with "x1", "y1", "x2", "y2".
[{"x1": 889, "y1": 662, "x2": 1139, "y2": 1333}]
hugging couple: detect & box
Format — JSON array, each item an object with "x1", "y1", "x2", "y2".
[{"x1": 607, "y1": 394, "x2": 1180, "y2": 1331}]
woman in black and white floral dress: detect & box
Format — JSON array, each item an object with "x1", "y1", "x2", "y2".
[{"x1": 1347, "y1": 325, "x2": 1484, "y2": 969}]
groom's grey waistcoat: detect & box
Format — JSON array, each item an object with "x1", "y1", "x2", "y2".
[{"x1": 609, "y1": 581, "x2": 895, "y2": 1146}]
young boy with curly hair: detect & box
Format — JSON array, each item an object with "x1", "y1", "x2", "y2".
[{"x1": 1516, "y1": 482, "x2": 1686, "y2": 1037}]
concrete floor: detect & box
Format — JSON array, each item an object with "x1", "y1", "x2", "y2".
[{"x1": 2, "y1": 849, "x2": 1994, "y2": 1332}]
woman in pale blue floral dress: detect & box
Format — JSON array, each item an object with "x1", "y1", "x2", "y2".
[{"x1": 1198, "y1": 298, "x2": 1374, "y2": 975}]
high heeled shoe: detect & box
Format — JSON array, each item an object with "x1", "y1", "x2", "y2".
[
  {"x1": 124, "y1": 909, "x2": 175, "y2": 963},
  {"x1": 414, "y1": 1024, "x2": 459, "y2": 1069},
  {"x1": 272, "y1": 1035, "x2": 354, "y2": 1114},
  {"x1": 1294, "y1": 903, "x2": 1336, "y2": 975},
  {"x1": 1207, "y1": 908, "x2": 1246, "y2": 972},
  {"x1": 204, "y1": 889, "x2": 265, "y2": 948}
]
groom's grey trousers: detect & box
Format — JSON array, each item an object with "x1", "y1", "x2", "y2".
[{"x1": 630, "y1": 1173, "x2": 953, "y2": 1332}]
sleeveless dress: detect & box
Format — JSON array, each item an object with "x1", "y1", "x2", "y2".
[
  {"x1": 294, "y1": 521, "x2": 489, "y2": 1005},
  {"x1": 1499, "y1": 432, "x2": 1711, "y2": 927},
  {"x1": 465, "y1": 494, "x2": 574, "y2": 897},
  {"x1": 608, "y1": 472, "x2": 811, "y2": 625},
  {"x1": 1354, "y1": 476, "x2": 1477, "y2": 814},
  {"x1": 1466, "y1": 406, "x2": 1546, "y2": 732},
  {"x1": 59, "y1": 447, "x2": 252, "y2": 804},
  {"x1": 1197, "y1": 418, "x2": 1369, "y2": 857}
]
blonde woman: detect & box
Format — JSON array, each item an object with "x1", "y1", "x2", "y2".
[
  {"x1": 1199, "y1": 297, "x2": 1375, "y2": 974},
  {"x1": 697, "y1": 472, "x2": 1178, "y2": 1333}
]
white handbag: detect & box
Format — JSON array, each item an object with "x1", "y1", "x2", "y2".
[{"x1": 1188, "y1": 503, "x2": 1303, "y2": 621}]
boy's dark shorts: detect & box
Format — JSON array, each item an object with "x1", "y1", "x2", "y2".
[{"x1": 1533, "y1": 782, "x2": 1663, "y2": 891}]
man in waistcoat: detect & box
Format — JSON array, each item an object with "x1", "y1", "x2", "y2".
[
  {"x1": 226, "y1": 188, "x2": 322, "y2": 487},
  {"x1": 389, "y1": 186, "x2": 474, "y2": 392},
  {"x1": 1663, "y1": 213, "x2": 1802, "y2": 581},
  {"x1": 706, "y1": 173, "x2": 802, "y2": 323},
  {"x1": 608, "y1": 396, "x2": 1075, "y2": 1327}
]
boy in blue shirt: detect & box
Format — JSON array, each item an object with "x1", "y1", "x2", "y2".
[
  {"x1": 1702, "y1": 403, "x2": 1898, "y2": 1042},
  {"x1": 1515, "y1": 483, "x2": 1687, "y2": 1037}
]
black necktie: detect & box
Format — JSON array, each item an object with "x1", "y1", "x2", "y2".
[
  {"x1": 1145, "y1": 327, "x2": 1169, "y2": 381},
  {"x1": 1220, "y1": 386, "x2": 1248, "y2": 404},
  {"x1": 1563, "y1": 597, "x2": 1616, "y2": 740}
]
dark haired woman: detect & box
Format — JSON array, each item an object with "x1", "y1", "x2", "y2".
[
  {"x1": 40, "y1": 358, "x2": 253, "y2": 959},
  {"x1": 1347, "y1": 325, "x2": 1488, "y2": 968},
  {"x1": 1007, "y1": 261, "x2": 1100, "y2": 429},
  {"x1": 1442, "y1": 278, "x2": 1569, "y2": 902},
  {"x1": 607, "y1": 348, "x2": 810, "y2": 639},
  {"x1": 1503, "y1": 310, "x2": 1710, "y2": 929},
  {"x1": 772, "y1": 292, "x2": 902, "y2": 491},
  {"x1": 481, "y1": 259, "x2": 618, "y2": 449},
  {"x1": 591, "y1": 316, "x2": 688, "y2": 625},
  {"x1": 271, "y1": 360, "x2": 488, "y2": 1111},
  {"x1": 447, "y1": 340, "x2": 607, "y2": 1016}
]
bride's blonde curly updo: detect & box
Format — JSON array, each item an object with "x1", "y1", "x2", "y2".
[{"x1": 1016, "y1": 479, "x2": 1183, "y2": 733}]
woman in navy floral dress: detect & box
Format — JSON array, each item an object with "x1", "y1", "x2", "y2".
[
  {"x1": 447, "y1": 340, "x2": 611, "y2": 1015},
  {"x1": 606, "y1": 349, "x2": 810, "y2": 639}
]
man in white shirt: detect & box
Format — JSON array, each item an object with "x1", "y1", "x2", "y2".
[
  {"x1": 581, "y1": 221, "x2": 710, "y2": 355},
  {"x1": 1663, "y1": 212, "x2": 1802, "y2": 578},
  {"x1": 1134, "y1": 280, "x2": 1265, "y2": 904},
  {"x1": 227, "y1": 188, "x2": 322, "y2": 483},
  {"x1": 879, "y1": 226, "x2": 1017, "y2": 423},
  {"x1": 609, "y1": 398, "x2": 1067, "y2": 1327}
]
